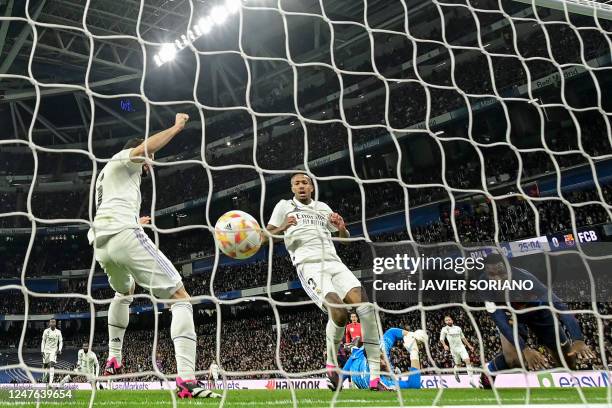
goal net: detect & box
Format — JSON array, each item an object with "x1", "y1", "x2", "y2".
[{"x1": 0, "y1": 0, "x2": 611, "y2": 406}]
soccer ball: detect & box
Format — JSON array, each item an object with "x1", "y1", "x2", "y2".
[{"x1": 214, "y1": 210, "x2": 262, "y2": 259}]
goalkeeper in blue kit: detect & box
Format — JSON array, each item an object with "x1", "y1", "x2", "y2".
[{"x1": 342, "y1": 328, "x2": 425, "y2": 390}]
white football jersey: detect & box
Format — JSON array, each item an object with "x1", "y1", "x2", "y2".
[
  {"x1": 268, "y1": 198, "x2": 340, "y2": 266},
  {"x1": 440, "y1": 325, "x2": 466, "y2": 351},
  {"x1": 88, "y1": 148, "x2": 143, "y2": 244},
  {"x1": 77, "y1": 349, "x2": 99, "y2": 375},
  {"x1": 41, "y1": 328, "x2": 63, "y2": 354},
  {"x1": 209, "y1": 363, "x2": 219, "y2": 376}
]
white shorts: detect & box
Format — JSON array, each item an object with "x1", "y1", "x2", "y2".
[
  {"x1": 403, "y1": 333, "x2": 420, "y2": 361},
  {"x1": 297, "y1": 260, "x2": 361, "y2": 310},
  {"x1": 451, "y1": 346, "x2": 470, "y2": 365},
  {"x1": 211, "y1": 372, "x2": 219, "y2": 381},
  {"x1": 94, "y1": 228, "x2": 183, "y2": 299},
  {"x1": 42, "y1": 352, "x2": 57, "y2": 364}
]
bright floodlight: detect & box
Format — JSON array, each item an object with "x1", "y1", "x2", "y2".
[
  {"x1": 225, "y1": 0, "x2": 242, "y2": 13},
  {"x1": 198, "y1": 17, "x2": 213, "y2": 34},
  {"x1": 210, "y1": 5, "x2": 229, "y2": 25},
  {"x1": 158, "y1": 43, "x2": 177, "y2": 63}
]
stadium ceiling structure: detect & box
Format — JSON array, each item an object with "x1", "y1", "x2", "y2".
[{"x1": 0, "y1": 0, "x2": 419, "y2": 148}]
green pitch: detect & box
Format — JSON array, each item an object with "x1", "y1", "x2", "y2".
[{"x1": 2, "y1": 388, "x2": 610, "y2": 408}]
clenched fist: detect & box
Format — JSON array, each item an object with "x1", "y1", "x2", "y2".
[{"x1": 174, "y1": 113, "x2": 189, "y2": 130}]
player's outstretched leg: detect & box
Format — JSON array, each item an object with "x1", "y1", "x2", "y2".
[
  {"x1": 105, "y1": 291, "x2": 133, "y2": 376},
  {"x1": 324, "y1": 293, "x2": 348, "y2": 391},
  {"x1": 171, "y1": 287, "x2": 220, "y2": 399},
  {"x1": 344, "y1": 288, "x2": 381, "y2": 390}
]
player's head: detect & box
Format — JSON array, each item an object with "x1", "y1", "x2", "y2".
[
  {"x1": 484, "y1": 253, "x2": 508, "y2": 281},
  {"x1": 350, "y1": 312, "x2": 358, "y2": 323},
  {"x1": 290, "y1": 173, "x2": 313, "y2": 202},
  {"x1": 48, "y1": 319, "x2": 56, "y2": 329},
  {"x1": 82, "y1": 342, "x2": 89, "y2": 352},
  {"x1": 123, "y1": 137, "x2": 153, "y2": 175},
  {"x1": 444, "y1": 316, "x2": 453, "y2": 326}
]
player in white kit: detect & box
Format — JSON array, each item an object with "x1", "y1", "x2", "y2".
[
  {"x1": 41, "y1": 319, "x2": 63, "y2": 386},
  {"x1": 439, "y1": 316, "x2": 476, "y2": 387},
  {"x1": 88, "y1": 113, "x2": 218, "y2": 399},
  {"x1": 266, "y1": 173, "x2": 384, "y2": 391},
  {"x1": 208, "y1": 362, "x2": 220, "y2": 388},
  {"x1": 59, "y1": 342, "x2": 100, "y2": 387}
]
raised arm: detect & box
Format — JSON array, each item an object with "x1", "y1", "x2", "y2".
[{"x1": 130, "y1": 113, "x2": 189, "y2": 161}]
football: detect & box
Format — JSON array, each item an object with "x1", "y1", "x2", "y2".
[{"x1": 214, "y1": 210, "x2": 262, "y2": 259}]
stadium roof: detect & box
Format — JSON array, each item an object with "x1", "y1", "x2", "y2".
[{"x1": 0, "y1": 0, "x2": 425, "y2": 147}]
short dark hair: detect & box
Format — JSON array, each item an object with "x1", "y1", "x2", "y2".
[
  {"x1": 123, "y1": 138, "x2": 144, "y2": 150},
  {"x1": 484, "y1": 252, "x2": 505, "y2": 265},
  {"x1": 290, "y1": 172, "x2": 311, "y2": 184}
]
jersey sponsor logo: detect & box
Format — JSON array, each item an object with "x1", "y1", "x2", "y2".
[{"x1": 293, "y1": 212, "x2": 328, "y2": 228}]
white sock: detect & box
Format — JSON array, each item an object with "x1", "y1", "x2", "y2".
[
  {"x1": 49, "y1": 367, "x2": 55, "y2": 384},
  {"x1": 466, "y1": 363, "x2": 474, "y2": 382},
  {"x1": 108, "y1": 293, "x2": 132, "y2": 363},
  {"x1": 356, "y1": 303, "x2": 380, "y2": 381},
  {"x1": 171, "y1": 301, "x2": 197, "y2": 381},
  {"x1": 325, "y1": 319, "x2": 344, "y2": 367}
]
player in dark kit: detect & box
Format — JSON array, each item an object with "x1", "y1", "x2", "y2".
[{"x1": 479, "y1": 253, "x2": 595, "y2": 388}]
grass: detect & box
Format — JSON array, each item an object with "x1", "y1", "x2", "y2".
[{"x1": 1, "y1": 388, "x2": 610, "y2": 408}]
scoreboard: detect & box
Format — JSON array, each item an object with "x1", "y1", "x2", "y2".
[
  {"x1": 496, "y1": 225, "x2": 607, "y2": 259},
  {"x1": 548, "y1": 228, "x2": 601, "y2": 251}
]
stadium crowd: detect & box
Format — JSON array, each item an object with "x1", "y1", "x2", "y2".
[
  {"x1": 1, "y1": 301, "x2": 610, "y2": 380},
  {"x1": 0, "y1": 182, "x2": 609, "y2": 285}
]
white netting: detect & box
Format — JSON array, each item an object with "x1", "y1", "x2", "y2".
[{"x1": 0, "y1": 0, "x2": 611, "y2": 407}]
